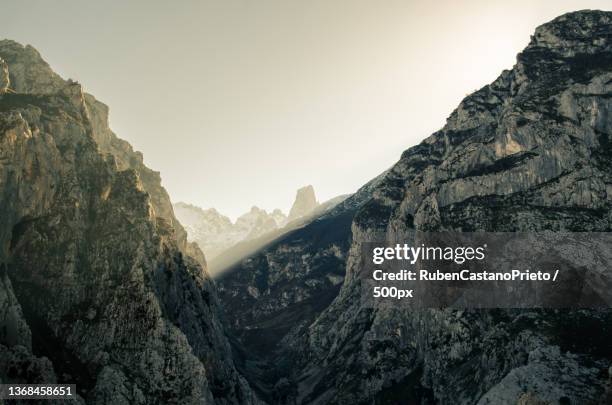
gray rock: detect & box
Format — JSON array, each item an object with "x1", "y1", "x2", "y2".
[
  {"x1": 288, "y1": 185, "x2": 318, "y2": 221},
  {"x1": 0, "y1": 40, "x2": 259, "y2": 404},
  {"x1": 219, "y1": 10, "x2": 612, "y2": 404}
]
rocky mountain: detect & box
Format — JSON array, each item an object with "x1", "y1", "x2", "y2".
[
  {"x1": 173, "y1": 202, "x2": 238, "y2": 261},
  {"x1": 2, "y1": 9, "x2": 612, "y2": 405},
  {"x1": 173, "y1": 202, "x2": 285, "y2": 265},
  {"x1": 288, "y1": 185, "x2": 318, "y2": 222},
  {"x1": 174, "y1": 186, "x2": 335, "y2": 275},
  {"x1": 0, "y1": 40, "x2": 257, "y2": 404},
  {"x1": 209, "y1": 193, "x2": 349, "y2": 275},
  {"x1": 218, "y1": 10, "x2": 612, "y2": 404}
]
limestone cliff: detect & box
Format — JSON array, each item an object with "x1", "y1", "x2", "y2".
[
  {"x1": 288, "y1": 185, "x2": 318, "y2": 222},
  {"x1": 0, "y1": 40, "x2": 256, "y2": 404},
  {"x1": 174, "y1": 185, "x2": 323, "y2": 267},
  {"x1": 296, "y1": 10, "x2": 612, "y2": 404},
  {"x1": 219, "y1": 10, "x2": 612, "y2": 404},
  {"x1": 173, "y1": 202, "x2": 286, "y2": 264}
]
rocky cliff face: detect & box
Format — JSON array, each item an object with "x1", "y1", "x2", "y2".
[
  {"x1": 3, "y1": 9, "x2": 611, "y2": 405},
  {"x1": 295, "y1": 10, "x2": 612, "y2": 404},
  {"x1": 220, "y1": 10, "x2": 612, "y2": 404},
  {"x1": 173, "y1": 203, "x2": 286, "y2": 266},
  {"x1": 0, "y1": 40, "x2": 257, "y2": 404},
  {"x1": 173, "y1": 202, "x2": 237, "y2": 261},
  {"x1": 216, "y1": 176, "x2": 381, "y2": 401},
  {"x1": 174, "y1": 187, "x2": 339, "y2": 276},
  {"x1": 288, "y1": 185, "x2": 318, "y2": 222}
]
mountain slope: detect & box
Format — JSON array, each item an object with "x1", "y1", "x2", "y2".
[
  {"x1": 288, "y1": 185, "x2": 318, "y2": 222},
  {"x1": 216, "y1": 174, "x2": 384, "y2": 401},
  {"x1": 219, "y1": 10, "x2": 612, "y2": 404},
  {"x1": 0, "y1": 40, "x2": 257, "y2": 404},
  {"x1": 195, "y1": 192, "x2": 348, "y2": 275},
  {"x1": 296, "y1": 10, "x2": 612, "y2": 404},
  {"x1": 173, "y1": 186, "x2": 327, "y2": 271},
  {"x1": 173, "y1": 202, "x2": 237, "y2": 261}
]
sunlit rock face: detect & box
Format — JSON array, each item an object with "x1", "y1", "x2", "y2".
[
  {"x1": 288, "y1": 185, "x2": 318, "y2": 222},
  {"x1": 173, "y1": 186, "x2": 327, "y2": 274},
  {"x1": 173, "y1": 202, "x2": 287, "y2": 263},
  {"x1": 219, "y1": 10, "x2": 612, "y2": 404},
  {"x1": 0, "y1": 40, "x2": 258, "y2": 404},
  {"x1": 173, "y1": 202, "x2": 236, "y2": 260},
  {"x1": 216, "y1": 175, "x2": 382, "y2": 401}
]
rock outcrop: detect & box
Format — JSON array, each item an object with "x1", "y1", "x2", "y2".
[
  {"x1": 174, "y1": 187, "x2": 342, "y2": 276},
  {"x1": 173, "y1": 203, "x2": 286, "y2": 268},
  {"x1": 0, "y1": 40, "x2": 257, "y2": 404},
  {"x1": 294, "y1": 10, "x2": 612, "y2": 404},
  {"x1": 288, "y1": 185, "x2": 318, "y2": 222},
  {"x1": 173, "y1": 203, "x2": 236, "y2": 260},
  {"x1": 2, "y1": 9, "x2": 612, "y2": 405},
  {"x1": 219, "y1": 10, "x2": 612, "y2": 404},
  {"x1": 216, "y1": 177, "x2": 381, "y2": 401}
]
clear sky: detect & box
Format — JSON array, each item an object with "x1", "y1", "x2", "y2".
[{"x1": 2, "y1": 1, "x2": 611, "y2": 219}]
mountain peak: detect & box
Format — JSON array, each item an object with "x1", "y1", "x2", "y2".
[{"x1": 288, "y1": 185, "x2": 318, "y2": 221}]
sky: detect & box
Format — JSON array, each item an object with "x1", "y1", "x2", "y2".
[{"x1": 2, "y1": 0, "x2": 611, "y2": 220}]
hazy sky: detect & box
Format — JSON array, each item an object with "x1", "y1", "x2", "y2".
[{"x1": 2, "y1": 1, "x2": 611, "y2": 219}]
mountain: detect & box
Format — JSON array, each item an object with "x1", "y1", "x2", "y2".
[
  {"x1": 173, "y1": 202, "x2": 237, "y2": 260},
  {"x1": 0, "y1": 40, "x2": 257, "y2": 404},
  {"x1": 235, "y1": 206, "x2": 285, "y2": 240},
  {"x1": 218, "y1": 10, "x2": 612, "y2": 404},
  {"x1": 173, "y1": 186, "x2": 335, "y2": 275},
  {"x1": 288, "y1": 185, "x2": 318, "y2": 222},
  {"x1": 2, "y1": 9, "x2": 612, "y2": 405},
  {"x1": 209, "y1": 193, "x2": 350, "y2": 275},
  {"x1": 0, "y1": 57, "x2": 9, "y2": 93},
  {"x1": 172, "y1": 202, "x2": 285, "y2": 266}
]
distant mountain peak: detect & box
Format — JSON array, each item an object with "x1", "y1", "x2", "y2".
[
  {"x1": 173, "y1": 201, "x2": 288, "y2": 267},
  {"x1": 173, "y1": 185, "x2": 344, "y2": 272},
  {"x1": 288, "y1": 184, "x2": 319, "y2": 221}
]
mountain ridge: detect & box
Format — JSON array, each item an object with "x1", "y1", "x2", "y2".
[
  {"x1": 218, "y1": 9, "x2": 612, "y2": 404},
  {"x1": 0, "y1": 39, "x2": 258, "y2": 404},
  {"x1": 174, "y1": 187, "x2": 347, "y2": 275},
  {"x1": 1, "y1": 8, "x2": 612, "y2": 405}
]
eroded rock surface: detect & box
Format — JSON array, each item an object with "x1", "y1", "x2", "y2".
[
  {"x1": 173, "y1": 203, "x2": 286, "y2": 263},
  {"x1": 219, "y1": 10, "x2": 612, "y2": 404},
  {"x1": 294, "y1": 10, "x2": 612, "y2": 405},
  {"x1": 288, "y1": 185, "x2": 319, "y2": 222},
  {"x1": 0, "y1": 40, "x2": 257, "y2": 404}
]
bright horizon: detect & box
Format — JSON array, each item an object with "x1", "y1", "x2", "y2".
[{"x1": 3, "y1": 0, "x2": 611, "y2": 220}]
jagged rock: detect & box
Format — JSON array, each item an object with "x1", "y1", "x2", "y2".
[
  {"x1": 235, "y1": 206, "x2": 281, "y2": 239},
  {"x1": 173, "y1": 202, "x2": 235, "y2": 260},
  {"x1": 270, "y1": 209, "x2": 287, "y2": 227},
  {"x1": 174, "y1": 190, "x2": 344, "y2": 276},
  {"x1": 209, "y1": 194, "x2": 348, "y2": 275},
  {"x1": 215, "y1": 179, "x2": 378, "y2": 398},
  {"x1": 173, "y1": 202, "x2": 287, "y2": 267},
  {"x1": 0, "y1": 40, "x2": 258, "y2": 404},
  {"x1": 0, "y1": 40, "x2": 65, "y2": 94},
  {"x1": 288, "y1": 185, "x2": 318, "y2": 221},
  {"x1": 478, "y1": 345, "x2": 604, "y2": 404},
  {"x1": 295, "y1": 10, "x2": 612, "y2": 404},
  {"x1": 219, "y1": 10, "x2": 612, "y2": 404}
]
